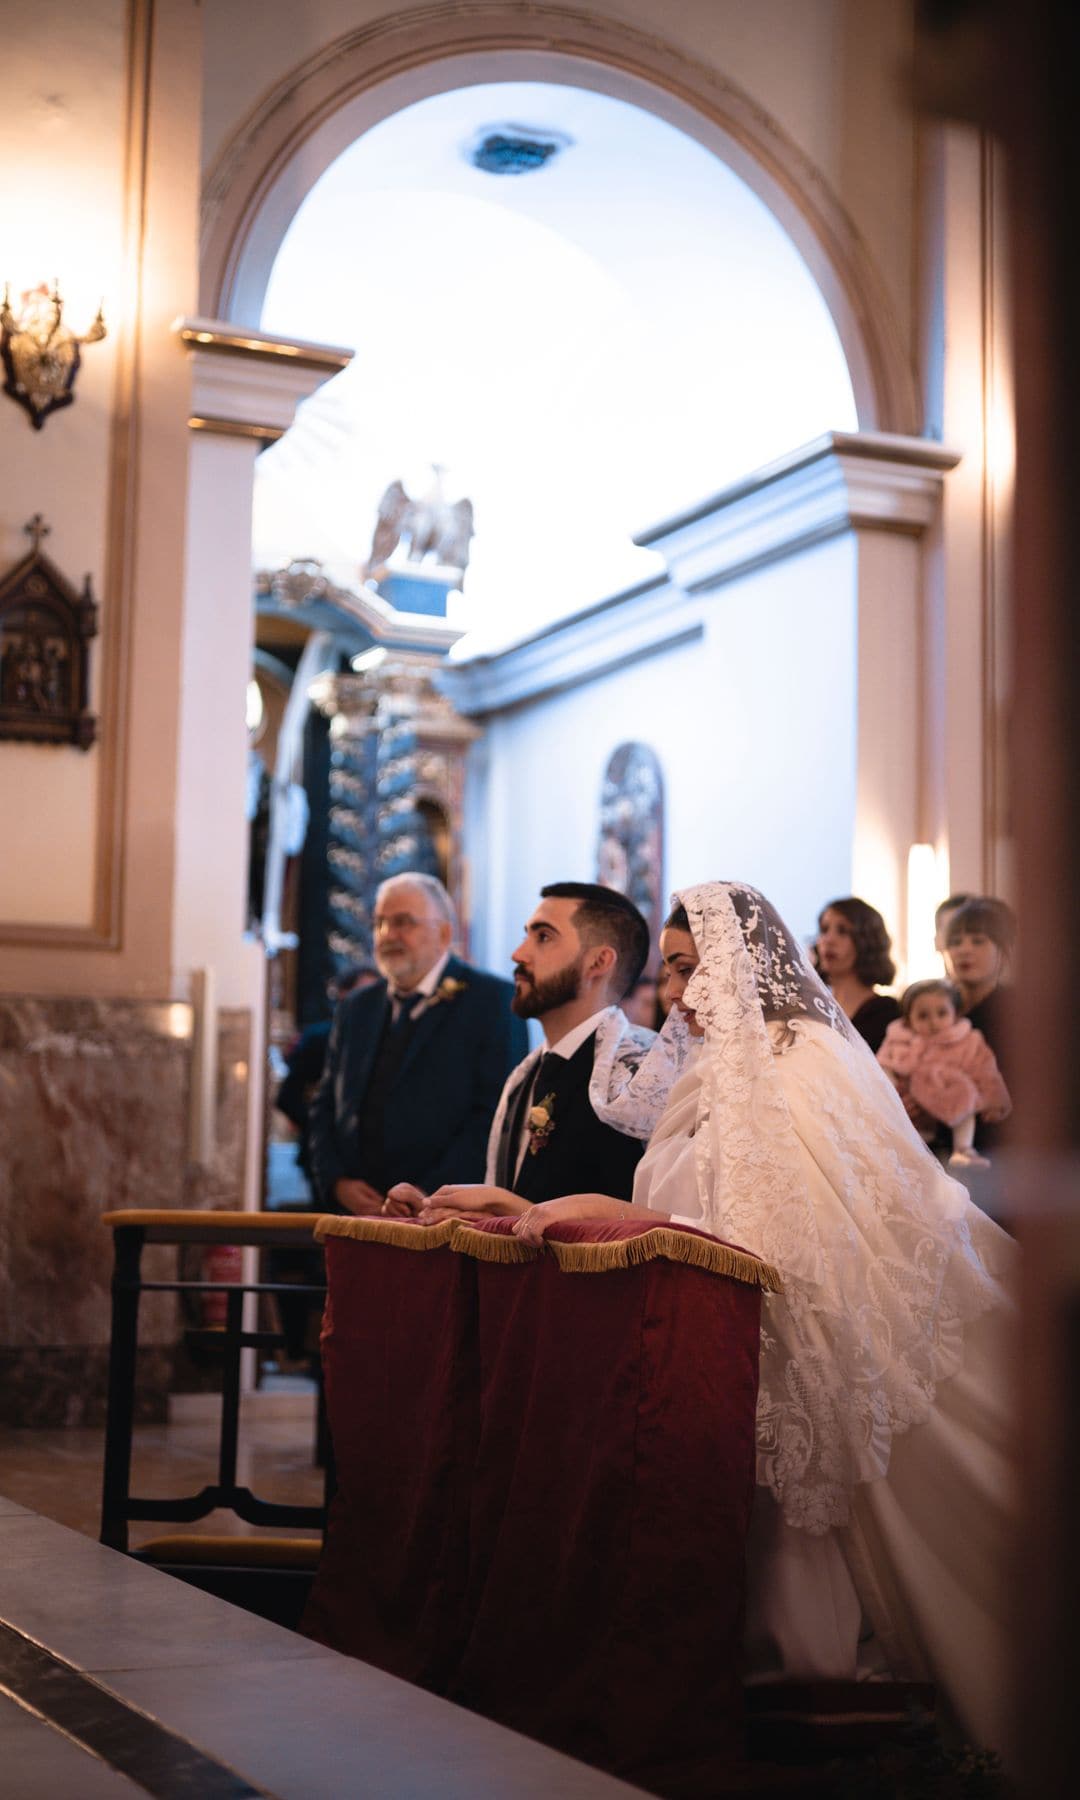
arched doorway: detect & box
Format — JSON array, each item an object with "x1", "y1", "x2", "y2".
[
  {"x1": 252, "y1": 78, "x2": 859, "y2": 652},
  {"x1": 201, "y1": 5, "x2": 915, "y2": 434}
]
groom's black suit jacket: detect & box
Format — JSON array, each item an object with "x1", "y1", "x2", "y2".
[
  {"x1": 495, "y1": 1032, "x2": 644, "y2": 1204},
  {"x1": 310, "y1": 954, "x2": 527, "y2": 1204}
]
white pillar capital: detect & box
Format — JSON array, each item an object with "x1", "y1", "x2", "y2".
[{"x1": 174, "y1": 316, "x2": 353, "y2": 442}]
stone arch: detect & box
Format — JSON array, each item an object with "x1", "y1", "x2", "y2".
[{"x1": 200, "y1": 2, "x2": 917, "y2": 433}]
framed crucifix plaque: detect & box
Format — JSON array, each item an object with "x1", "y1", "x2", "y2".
[{"x1": 0, "y1": 515, "x2": 98, "y2": 749}]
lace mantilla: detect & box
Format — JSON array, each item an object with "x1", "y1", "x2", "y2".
[
  {"x1": 666, "y1": 882, "x2": 1013, "y2": 1534},
  {"x1": 589, "y1": 1004, "x2": 693, "y2": 1140}
]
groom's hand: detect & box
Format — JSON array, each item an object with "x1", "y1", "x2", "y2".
[
  {"x1": 334, "y1": 1178, "x2": 384, "y2": 1216},
  {"x1": 383, "y1": 1182, "x2": 426, "y2": 1217}
]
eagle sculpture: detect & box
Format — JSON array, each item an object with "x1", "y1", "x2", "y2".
[{"x1": 362, "y1": 469, "x2": 475, "y2": 584}]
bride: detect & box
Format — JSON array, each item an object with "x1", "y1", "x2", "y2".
[{"x1": 503, "y1": 881, "x2": 1016, "y2": 1749}]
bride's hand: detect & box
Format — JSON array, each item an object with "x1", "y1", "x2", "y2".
[
  {"x1": 512, "y1": 1202, "x2": 559, "y2": 1246},
  {"x1": 511, "y1": 1193, "x2": 634, "y2": 1244},
  {"x1": 417, "y1": 1184, "x2": 527, "y2": 1226}
]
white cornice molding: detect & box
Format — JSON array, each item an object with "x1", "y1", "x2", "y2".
[
  {"x1": 635, "y1": 431, "x2": 961, "y2": 594},
  {"x1": 441, "y1": 576, "x2": 699, "y2": 716},
  {"x1": 444, "y1": 432, "x2": 960, "y2": 716},
  {"x1": 175, "y1": 315, "x2": 353, "y2": 436}
]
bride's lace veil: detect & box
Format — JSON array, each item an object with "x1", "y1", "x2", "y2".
[
  {"x1": 680, "y1": 880, "x2": 855, "y2": 1041},
  {"x1": 664, "y1": 880, "x2": 1009, "y2": 1532}
]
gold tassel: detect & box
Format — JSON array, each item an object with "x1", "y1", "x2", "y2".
[
  {"x1": 448, "y1": 1222, "x2": 539, "y2": 1264},
  {"x1": 314, "y1": 1215, "x2": 457, "y2": 1251},
  {"x1": 548, "y1": 1229, "x2": 782, "y2": 1291}
]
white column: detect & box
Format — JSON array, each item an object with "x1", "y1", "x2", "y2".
[
  {"x1": 172, "y1": 318, "x2": 352, "y2": 1209},
  {"x1": 920, "y1": 127, "x2": 1014, "y2": 898},
  {"x1": 850, "y1": 526, "x2": 925, "y2": 949}
]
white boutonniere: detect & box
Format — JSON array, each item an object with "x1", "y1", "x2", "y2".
[
  {"x1": 414, "y1": 976, "x2": 468, "y2": 1020},
  {"x1": 526, "y1": 1091, "x2": 556, "y2": 1155}
]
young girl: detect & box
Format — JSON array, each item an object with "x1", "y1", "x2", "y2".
[
  {"x1": 877, "y1": 978, "x2": 1011, "y2": 1168},
  {"x1": 944, "y1": 897, "x2": 1015, "y2": 1046}
]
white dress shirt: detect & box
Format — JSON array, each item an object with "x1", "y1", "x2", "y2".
[{"x1": 390, "y1": 949, "x2": 452, "y2": 1020}]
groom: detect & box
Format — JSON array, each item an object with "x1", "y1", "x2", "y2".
[
  {"x1": 493, "y1": 881, "x2": 653, "y2": 1202},
  {"x1": 391, "y1": 882, "x2": 657, "y2": 1218}
]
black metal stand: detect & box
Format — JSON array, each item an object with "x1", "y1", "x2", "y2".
[{"x1": 100, "y1": 1220, "x2": 330, "y2": 1553}]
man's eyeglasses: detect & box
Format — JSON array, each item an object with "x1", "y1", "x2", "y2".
[{"x1": 373, "y1": 912, "x2": 438, "y2": 934}]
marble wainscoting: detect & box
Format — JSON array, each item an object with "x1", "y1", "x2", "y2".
[{"x1": 0, "y1": 999, "x2": 250, "y2": 1427}]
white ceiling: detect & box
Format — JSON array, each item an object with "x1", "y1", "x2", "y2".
[{"x1": 255, "y1": 81, "x2": 856, "y2": 656}]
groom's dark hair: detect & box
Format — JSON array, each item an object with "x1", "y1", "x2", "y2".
[{"x1": 541, "y1": 882, "x2": 650, "y2": 999}]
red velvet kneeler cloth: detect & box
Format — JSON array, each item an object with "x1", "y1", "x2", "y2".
[
  {"x1": 303, "y1": 1216, "x2": 770, "y2": 1794},
  {"x1": 452, "y1": 1219, "x2": 761, "y2": 1791},
  {"x1": 300, "y1": 1230, "x2": 479, "y2": 1688}
]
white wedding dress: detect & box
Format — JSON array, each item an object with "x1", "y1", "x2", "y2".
[{"x1": 624, "y1": 883, "x2": 1015, "y2": 1749}]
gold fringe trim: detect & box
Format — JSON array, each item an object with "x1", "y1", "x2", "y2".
[
  {"x1": 312, "y1": 1214, "x2": 780, "y2": 1289},
  {"x1": 547, "y1": 1229, "x2": 783, "y2": 1291},
  {"x1": 447, "y1": 1222, "x2": 539, "y2": 1265},
  {"x1": 314, "y1": 1215, "x2": 457, "y2": 1251}
]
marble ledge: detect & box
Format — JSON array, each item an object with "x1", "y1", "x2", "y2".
[
  {"x1": 0, "y1": 997, "x2": 252, "y2": 1425},
  {"x1": 0, "y1": 996, "x2": 194, "y2": 1055}
]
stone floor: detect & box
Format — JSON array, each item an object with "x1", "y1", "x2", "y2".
[
  {"x1": 0, "y1": 1405, "x2": 989, "y2": 1796},
  {"x1": 0, "y1": 1388, "x2": 324, "y2": 1549},
  {"x1": 0, "y1": 1498, "x2": 636, "y2": 1800}
]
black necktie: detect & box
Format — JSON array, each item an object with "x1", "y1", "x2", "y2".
[
  {"x1": 531, "y1": 1052, "x2": 562, "y2": 1102},
  {"x1": 499, "y1": 1052, "x2": 559, "y2": 1189},
  {"x1": 389, "y1": 991, "x2": 422, "y2": 1034},
  {"x1": 516, "y1": 1053, "x2": 563, "y2": 1169}
]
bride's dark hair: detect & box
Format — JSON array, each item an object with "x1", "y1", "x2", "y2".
[{"x1": 664, "y1": 901, "x2": 690, "y2": 933}]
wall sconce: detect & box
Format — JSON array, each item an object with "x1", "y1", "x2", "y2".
[{"x1": 1, "y1": 282, "x2": 106, "y2": 430}]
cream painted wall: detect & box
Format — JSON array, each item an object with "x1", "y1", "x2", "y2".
[
  {"x1": 200, "y1": 0, "x2": 918, "y2": 382},
  {"x1": 471, "y1": 535, "x2": 858, "y2": 980},
  {"x1": 0, "y1": 0, "x2": 202, "y2": 994},
  {"x1": 0, "y1": 0, "x2": 127, "y2": 928}
]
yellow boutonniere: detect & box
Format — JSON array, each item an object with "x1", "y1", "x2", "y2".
[
  {"x1": 526, "y1": 1092, "x2": 556, "y2": 1154},
  {"x1": 433, "y1": 976, "x2": 468, "y2": 1005}
]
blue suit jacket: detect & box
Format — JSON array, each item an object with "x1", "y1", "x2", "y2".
[{"x1": 309, "y1": 954, "x2": 528, "y2": 1203}]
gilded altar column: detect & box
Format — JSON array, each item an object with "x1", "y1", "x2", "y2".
[{"x1": 310, "y1": 654, "x2": 480, "y2": 972}]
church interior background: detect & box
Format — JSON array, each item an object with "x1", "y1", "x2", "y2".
[{"x1": 1, "y1": 1, "x2": 1075, "y2": 1788}]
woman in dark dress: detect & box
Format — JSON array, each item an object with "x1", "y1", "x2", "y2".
[{"x1": 812, "y1": 896, "x2": 899, "y2": 1052}]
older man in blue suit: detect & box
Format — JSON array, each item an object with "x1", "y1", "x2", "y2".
[{"x1": 310, "y1": 872, "x2": 527, "y2": 1214}]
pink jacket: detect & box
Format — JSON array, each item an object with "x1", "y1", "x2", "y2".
[{"x1": 877, "y1": 1017, "x2": 1011, "y2": 1129}]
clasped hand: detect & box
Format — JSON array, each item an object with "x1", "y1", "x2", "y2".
[{"x1": 383, "y1": 1182, "x2": 528, "y2": 1226}]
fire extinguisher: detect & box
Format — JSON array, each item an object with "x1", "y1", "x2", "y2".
[{"x1": 202, "y1": 1243, "x2": 243, "y2": 1327}]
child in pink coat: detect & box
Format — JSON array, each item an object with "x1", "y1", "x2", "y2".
[{"x1": 877, "y1": 978, "x2": 1011, "y2": 1169}]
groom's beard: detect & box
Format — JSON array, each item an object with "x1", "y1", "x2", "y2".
[{"x1": 511, "y1": 954, "x2": 585, "y2": 1019}]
